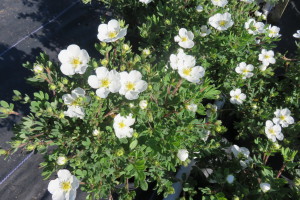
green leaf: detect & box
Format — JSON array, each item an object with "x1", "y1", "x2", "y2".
[
  {"x1": 130, "y1": 140, "x2": 138, "y2": 150},
  {"x1": 0, "y1": 101, "x2": 9, "y2": 108},
  {"x1": 139, "y1": 180, "x2": 148, "y2": 191}
]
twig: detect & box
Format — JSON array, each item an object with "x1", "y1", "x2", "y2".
[
  {"x1": 276, "y1": 164, "x2": 286, "y2": 178},
  {"x1": 172, "y1": 78, "x2": 183, "y2": 96}
]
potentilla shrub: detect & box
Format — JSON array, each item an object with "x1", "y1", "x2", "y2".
[
  {"x1": 76, "y1": 0, "x2": 300, "y2": 199},
  {"x1": 0, "y1": 0, "x2": 299, "y2": 200},
  {"x1": 0, "y1": 16, "x2": 220, "y2": 200}
]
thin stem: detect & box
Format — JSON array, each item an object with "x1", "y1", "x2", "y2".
[
  {"x1": 172, "y1": 78, "x2": 183, "y2": 96},
  {"x1": 276, "y1": 164, "x2": 286, "y2": 178},
  {"x1": 264, "y1": 155, "x2": 270, "y2": 165}
]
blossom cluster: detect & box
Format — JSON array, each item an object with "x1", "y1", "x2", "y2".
[
  {"x1": 169, "y1": 49, "x2": 205, "y2": 83},
  {"x1": 264, "y1": 108, "x2": 294, "y2": 142},
  {"x1": 88, "y1": 67, "x2": 147, "y2": 100}
]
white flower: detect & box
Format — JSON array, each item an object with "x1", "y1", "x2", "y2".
[
  {"x1": 113, "y1": 113, "x2": 135, "y2": 139},
  {"x1": 64, "y1": 105, "x2": 85, "y2": 119},
  {"x1": 174, "y1": 28, "x2": 195, "y2": 49},
  {"x1": 196, "y1": 5, "x2": 203, "y2": 12},
  {"x1": 230, "y1": 89, "x2": 246, "y2": 105},
  {"x1": 97, "y1": 19, "x2": 127, "y2": 43},
  {"x1": 254, "y1": 11, "x2": 262, "y2": 17},
  {"x1": 139, "y1": 0, "x2": 153, "y2": 4},
  {"x1": 235, "y1": 62, "x2": 254, "y2": 79},
  {"x1": 231, "y1": 145, "x2": 250, "y2": 160},
  {"x1": 258, "y1": 49, "x2": 276, "y2": 66},
  {"x1": 241, "y1": 0, "x2": 255, "y2": 3},
  {"x1": 88, "y1": 67, "x2": 121, "y2": 98},
  {"x1": 57, "y1": 156, "x2": 67, "y2": 166},
  {"x1": 199, "y1": 25, "x2": 211, "y2": 37},
  {"x1": 186, "y1": 103, "x2": 198, "y2": 112},
  {"x1": 92, "y1": 129, "x2": 100, "y2": 136},
  {"x1": 260, "y1": 183, "x2": 271, "y2": 193},
  {"x1": 226, "y1": 174, "x2": 235, "y2": 184},
  {"x1": 273, "y1": 108, "x2": 294, "y2": 128},
  {"x1": 178, "y1": 65, "x2": 205, "y2": 83},
  {"x1": 231, "y1": 145, "x2": 252, "y2": 168},
  {"x1": 33, "y1": 64, "x2": 44, "y2": 74},
  {"x1": 206, "y1": 103, "x2": 218, "y2": 117},
  {"x1": 244, "y1": 19, "x2": 265, "y2": 35},
  {"x1": 62, "y1": 88, "x2": 89, "y2": 106},
  {"x1": 169, "y1": 49, "x2": 194, "y2": 70},
  {"x1": 267, "y1": 25, "x2": 281, "y2": 37},
  {"x1": 119, "y1": 70, "x2": 148, "y2": 100},
  {"x1": 129, "y1": 103, "x2": 135, "y2": 108},
  {"x1": 142, "y1": 48, "x2": 151, "y2": 56},
  {"x1": 265, "y1": 120, "x2": 283, "y2": 142},
  {"x1": 177, "y1": 149, "x2": 189, "y2": 162},
  {"x1": 211, "y1": 0, "x2": 228, "y2": 7},
  {"x1": 62, "y1": 88, "x2": 89, "y2": 119},
  {"x1": 259, "y1": 64, "x2": 268, "y2": 71},
  {"x1": 48, "y1": 169, "x2": 79, "y2": 200},
  {"x1": 58, "y1": 44, "x2": 90, "y2": 76},
  {"x1": 208, "y1": 12, "x2": 234, "y2": 31},
  {"x1": 139, "y1": 100, "x2": 148, "y2": 109},
  {"x1": 293, "y1": 30, "x2": 300, "y2": 38}
]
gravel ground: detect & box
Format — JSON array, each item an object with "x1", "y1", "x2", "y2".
[{"x1": 0, "y1": 0, "x2": 104, "y2": 199}]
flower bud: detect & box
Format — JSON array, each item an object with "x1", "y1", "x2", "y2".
[
  {"x1": 142, "y1": 49, "x2": 151, "y2": 56},
  {"x1": 0, "y1": 149, "x2": 7, "y2": 155},
  {"x1": 116, "y1": 148, "x2": 125, "y2": 157},
  {"x1": 101, "y1": 59, "x2": 109, "y2": 66},
  {"x1": 58, "y1": 112, "x2": 65, "y2": 119},
  {"x1": 133, "y1": 132, "x2": 139, "y2": 138},
  {"x1": 47, "y1": 107, "x2": 53, "y2": 113},
  {"x1": 226, "y1": 174, "x2": 235, "y2": 184},
  {"x1": 260, "y1": 183, "x2": 271, "y2": 193},
  {"x1": 120, "y1": 64, "x2": 127, "y2": 71},
  {"x1": 139, "y1": 100, "x2": 148, "y2": 110},
  {"x1": 56, "y1": 156, "x2": 68, "y2": 165},
  {"x1": 100, "y1": 42, "x2": 107, "y2": 47},
  {"x1": 62, "y1": 78, "x2": 69, "y2": 85},
  {"x1": 92, "y1": 129, "x2": 100, "y2": 136},
  {"x1": 177, "y1": 149, "x2": 189, "y2": 162},
  {"x1": 12, "y1": 140, "x2": 22, "y2": 148},
  {"x1": 26, "y1": 144, "x2": 36, "y2": 151},
  {"x1": 232, "y1": 196, "x2": 240, "y2": 200},
  {"x1": 122, "y1": 44, "x2": 130, "y2": 51},
  {"x1": 215, "y1": 126, "x2": 222, "y2": 132},
  {"x1": 164, "y1": 19, "x2": 171, "y2": 25},
  {"x1": 33, "y1": 64, "x2": 44, "y2": 74},
  {"x1": 129, "y1": 103, "x2": 135, "y2": 108},
  {"x1": 49, "y1": 84, "x2": 56, "y2": 90},
  {"x1": 196, "y1": 5, "x2": 203, "y2": 12}
]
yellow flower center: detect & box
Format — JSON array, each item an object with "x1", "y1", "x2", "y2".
[
  {"x1": 108, "y1": 31, "x2": 117, "y2": 38},
  {"x1": 218, "y1": 20, "x2": 227, "y2": 27},
  {"x1": 60, "y1": 181, "x2": 71, "y2": 191},
  {"x1": 269, "y1": 128, "x2": 276, "y2": 135},
  {"x1": 280, "y1": 115, "x2": 286, "y2": 121},
  {"x1": 118, "y1": 122, "x2": 126, "y2": 129},
  {"x1": 264, "y1": 55, "x2": 270, "y2": 59},
  {"x1": 234, "y1": 95, "x2": 240, "y2": 100},
  {"x1": 181, "y1": 37, "x2": 188, "y2": 42},
  {"x1": 125, "y1": 82, "x2": 135, "y2": 91},
  {"x1": 242, "y1": 69, "x2": 249, "y2": 73},
  {"x1": 71, "y1": 58, "x2": 82, "y2": 68},
  {"x1": 183, "y1": 68, "x2": 192, "y2": 76},
  {"x1": 100, "y1": 78, "x2": 110, "y2": 88},
  {"x1": 70, "y1": 97, "x2": 83, "y2": 106}
]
